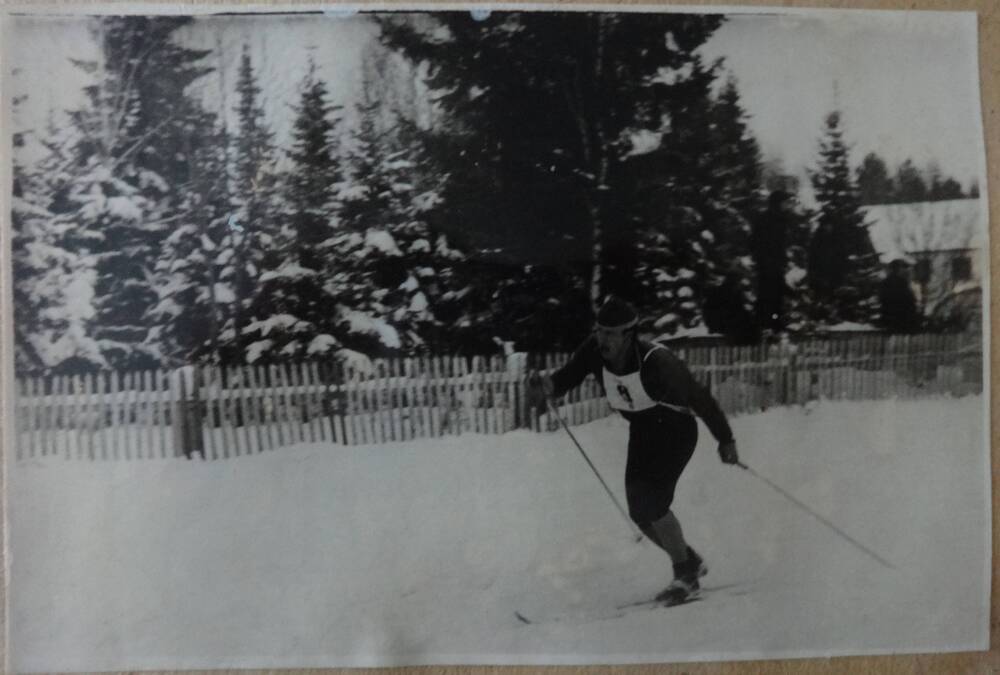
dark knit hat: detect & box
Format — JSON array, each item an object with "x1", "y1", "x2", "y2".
[{"x1": 596, "y1": 295, "x2": 638, "y2": 330}]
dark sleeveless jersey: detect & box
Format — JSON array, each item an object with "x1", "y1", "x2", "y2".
[{"x1": 550, "y1": 335, "x2": 734, "y2": 443}]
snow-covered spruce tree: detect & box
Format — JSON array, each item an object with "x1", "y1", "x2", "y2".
[
  {"x1": 11, "y1": 94, "x2": 106, "y2": 374},
  {"x1": 709, "y1": 74, "x2": 765, "y2": 219},
  {"x1": 11, "y1": 88, "x2": 49, "y2": 372},
  {"x1": 806, "y1": 111, "x2": 880, "y2": 325},
  {"x1": 378, "y1": 12, "x2": 726, "y2": 326},
  {"x1": 145, "y1": 104, "x2": 234, "y2": 367},
  {"x1": 630, "y1": 64, "x2": 763, "y2": 336},
  {"x1": 856, "y1": 152, "x2": 895, "y2": 206},
  {"x1": 225, "y1": 45, "x2": 283, "y2": 364},
  {"x1": 243, "y1": 59, "x2": 345, "y2": 363},
  {"x1": 893, "y1": 159, "x2": 927, "y2": 204},
  {"x1": 330, "y1": 78, "x2": 464, "y2": 357},
  {"x1": 435, "y1": 256, "x2": 592, "y2": 356},
  {"x1": 775, "y1": 201, "x2": 818, "y2": 333},
  {"x1": 11, "y1": 109, "x2": 46, "y2": 373},
  {"x1": 56, "y1": 15, "x2": 213, "y2": 370},
  {"x1": 338, "y1": 43, "x2": 509, "y2": 355}
]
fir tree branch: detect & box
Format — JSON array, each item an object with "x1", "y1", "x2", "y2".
[{"x1": 109, "y1": 111, "x2": 180, "y2": 173}]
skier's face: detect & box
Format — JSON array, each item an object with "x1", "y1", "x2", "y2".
[{"x1": 596, "y1": 326, "x2": 632, "y2": 364}]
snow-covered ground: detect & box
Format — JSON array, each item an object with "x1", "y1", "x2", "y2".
[{"x1": 9, "y1": 396, "x2": 989, "y2": 671}]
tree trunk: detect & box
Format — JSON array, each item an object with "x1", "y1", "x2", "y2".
[{"x1": 583, "y1": 15, "x2": 612, "y2": 315}]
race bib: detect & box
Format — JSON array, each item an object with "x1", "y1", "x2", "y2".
[{"x1": 602, "y1": 368, "x2": 657, "y2": 412}]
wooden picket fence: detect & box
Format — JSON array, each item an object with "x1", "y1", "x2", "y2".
[
  {"x1": 12, "y1": 333, "x2": 982, "y2": 462},
  {"x1": 688, "y1": 332, "x2": 982, "y2": 415}
]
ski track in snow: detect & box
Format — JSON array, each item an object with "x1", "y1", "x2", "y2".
[{"x1": 9, "y1": 396, "x2": 989, "y2": 670}]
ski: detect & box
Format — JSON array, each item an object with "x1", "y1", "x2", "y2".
[
  {"x1": 514, "y1": 595, "x2": 699, "y2": 627},
  {"x1": 618, "y1": 592, "x2": 700, "y2": 612},
  {"x1": 513, "y1": 582, "x2": 749, "y2": 627}
]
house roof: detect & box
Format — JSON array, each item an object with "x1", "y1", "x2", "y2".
[{"x1": 864, "y1": 198, "x2": 986, "y2": 262}]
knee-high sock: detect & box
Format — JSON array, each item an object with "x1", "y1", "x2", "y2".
[
  {"x1": 638, "y1": 521, "x2": 666, "y2": 552},
  {"x1": 650, "y1": 510, "x2": 689, "y2": 566}
]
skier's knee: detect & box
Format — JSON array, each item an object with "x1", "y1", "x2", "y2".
[{"x1": 651, "y1": 507, "x2": 676, "y2": 527}]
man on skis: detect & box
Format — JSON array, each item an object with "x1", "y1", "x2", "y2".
[{"x1": 542, "y1": 295, "x2": 740, "y2": 605}]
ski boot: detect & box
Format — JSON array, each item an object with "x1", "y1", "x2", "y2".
[{"x1": 655, "y1": 546, "x2": 708, "y2": 606}]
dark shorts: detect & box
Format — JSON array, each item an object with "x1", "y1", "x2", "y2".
[{"x1": 624, "y1": 410, "x2": 698, "y2": 524}]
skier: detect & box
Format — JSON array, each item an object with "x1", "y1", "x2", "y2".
[{"x1": 541, "y1": 295, "x2": 740, "y2": 605}]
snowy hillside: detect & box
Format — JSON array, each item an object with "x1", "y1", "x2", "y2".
[{"x1": 9, "y1": 396, "x2": 989, "y2": 671}]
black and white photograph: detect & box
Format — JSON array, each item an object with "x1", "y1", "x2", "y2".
[{"x1": 1, "y1": 3, "x2": 990, "y2": 671}]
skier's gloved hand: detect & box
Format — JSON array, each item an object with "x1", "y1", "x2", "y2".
[{"x1": 718, "y1": 439, "x2": 739, "y2": 465}]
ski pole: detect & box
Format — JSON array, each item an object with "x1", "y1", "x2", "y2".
[
  {"x1": 736, "y1": 461, "x2": 896, "y2": 570},
  {"x1": 545, "y1": 398, "x2": 644, "y2": 542}
]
